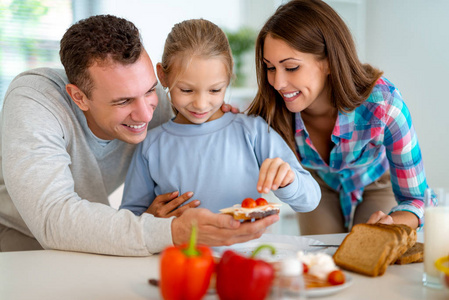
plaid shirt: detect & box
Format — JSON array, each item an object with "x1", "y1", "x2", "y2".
[{"x1": 295, "y1": 77, "x2": 434, "y2": 228}]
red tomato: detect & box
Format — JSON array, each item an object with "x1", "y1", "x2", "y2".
[
  {"x1": 242, "y1": 198, "x2": 256, "y2": 208},
  {"x1": 327, "y1": 270, "x2": 345, "y2": 285},
  {"x1": 302, "y1": 263, "x2": 309, "y2": 274},
  {"x1": 255, "y1": 198, "x2": 268, "y2": 206}
]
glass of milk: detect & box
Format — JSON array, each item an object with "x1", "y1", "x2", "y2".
[{"x1": 423, "y1": 188, "x2": 449, "y2": 289}]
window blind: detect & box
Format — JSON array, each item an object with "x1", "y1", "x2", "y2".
[{"x1": 0, "y1": 0, "x2": 73, "y2": 105}]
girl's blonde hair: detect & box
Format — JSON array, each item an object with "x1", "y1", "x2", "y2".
[
  {"x1": 247, "y1": 0, "x2": 383, "y2": 154},
  {"x1": 159, "y1": 18, "x2": 234, "y2": 91}
]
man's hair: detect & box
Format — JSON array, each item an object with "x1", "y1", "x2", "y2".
[{"x1": 60, "y1": 14, "x2": 143, "y2": 97}]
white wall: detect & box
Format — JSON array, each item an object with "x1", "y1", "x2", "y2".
[
  {"x1": 98, "y1": 0, "x2": 242, "y2": 73},
  {"x1": 106, "y1": 0, "x2": 449, "y2": 208},
  {"x1": 96, "y1": 0, "x2": 281, "y2": 111},
  {"x1": 240, "y1": 0, "x2": 449, "y2": 190},
  {"x1": 364, "y1": 0, "x2": 449, "y2": 189}
]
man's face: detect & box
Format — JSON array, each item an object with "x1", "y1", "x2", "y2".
[{"x1": 81, "y1": 51, "x2": 158, "y2": 144}]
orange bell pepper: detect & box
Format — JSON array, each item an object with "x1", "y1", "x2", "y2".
[{"x1": 160, "y1": 225, "x2": 214, "y2": 300}]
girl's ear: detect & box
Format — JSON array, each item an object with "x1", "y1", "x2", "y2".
[
  {"x1": 156, "y1": 63, "x2": 168, "y2": 88},
  {"x1": 66, "y1": 84, "x2": 90, "y2": 111}
]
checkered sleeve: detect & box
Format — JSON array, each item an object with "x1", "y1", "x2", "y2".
[{"x1": 382, "y1": 85, "x2": 427, "y2": 227}]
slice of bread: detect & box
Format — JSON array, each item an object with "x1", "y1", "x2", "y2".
[
  {"x1": 395, "y1": 224, "x2": 417, "y2": 249},
  {"x1": 333, "y1": 224, "x2": 399, "y2": 277},
  {"x1": 219, "y1": 203, "x2": 281, "y2": 221},
  {"x1": 333, "y1": 223, "x2": 419, "y2": 276},
  {"x1": 375, "y1": 224, "x2": 409, "y2": 264},
  {"x1": 394, "y1": 242, "x2": 424, "y2": 265}
]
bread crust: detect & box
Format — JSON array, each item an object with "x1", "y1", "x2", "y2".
[
  {"x1": 394, "y1": 242, "x2": 423, "y2": 265},
  {"x1": 375, "y1": 224, "x2": 408, "y2": 264},
  {"x1": 333, "y1": 223, "x2": 419, "y2": 276},
  {"x1": 333, "y1": 224, "x2": 399, "y2": 277},
  {"x1": 395, "y1": 224, "x2": 417, "y2": 248}
]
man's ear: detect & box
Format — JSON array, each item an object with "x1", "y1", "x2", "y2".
[
  {"x1": 156, "y1": 63, "x2": 168, "y2": 88},
  {"x1": 66, "y1": 84, "x2": 89, "y2": 111}
]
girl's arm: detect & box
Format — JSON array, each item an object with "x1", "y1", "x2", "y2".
[
  {"x1": 120, "y1": 139, "x2": 199, "y2": 217},
  {"x1": 120, "y1": 143, "x2": 157, "y2": 215},
  {"x1": 252, "y1": 116, "x2": 321, "y2": 212}
]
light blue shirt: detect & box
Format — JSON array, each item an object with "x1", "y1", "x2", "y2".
[{"x1": 120, "y1": 113, "x2": 320, "y2": 214}]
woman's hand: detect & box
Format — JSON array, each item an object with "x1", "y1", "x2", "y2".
[
  {"x1": 145, "y1": 191, "x2": 200, "y2": 218},
  {"x1": 366, "y1": 211, "x2": 394, "y2": 225},
  {"x1": 366, "y1": 210, "x2": 419, "y2": 229},
  {"x1": 221, "y1": 103, "x2": 240, "y2": 114},
  {"x1": 171, "y1": 208, "x2": 280, "y2": 246},
  {"x1": 257, "y1": 157, "x2": 295, "y2": 194}
]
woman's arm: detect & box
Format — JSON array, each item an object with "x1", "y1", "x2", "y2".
[{"x1": 375, "y1": 81, "x2": 429, "y2": 229}]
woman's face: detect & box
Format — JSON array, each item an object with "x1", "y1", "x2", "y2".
[{"x1": 263, "y1": 34, "x2": 331, "y2": 113}]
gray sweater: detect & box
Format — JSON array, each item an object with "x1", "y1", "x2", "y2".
[{"x1": 0, "y1": 68, "x2": 174, "y2": 255}]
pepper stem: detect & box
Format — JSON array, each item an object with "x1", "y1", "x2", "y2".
[
  {"x1": 251, "y1": 244, "x2": 276, "y2": 258},
  {"x1": 183, "y1": 222, "x2": 200, "y2": 256}
]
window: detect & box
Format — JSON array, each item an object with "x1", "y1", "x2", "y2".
[{"x1": 0, "y1": 0, "x2": 73, "y2": 105}]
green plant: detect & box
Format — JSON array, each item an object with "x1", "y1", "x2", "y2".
[{"x1": 225, "y1": 27, "x2": 256, "y2": 87}]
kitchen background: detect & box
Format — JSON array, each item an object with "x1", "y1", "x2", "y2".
[{"x1": 1, "y1": 0, "x2": 448, "y2": 235}]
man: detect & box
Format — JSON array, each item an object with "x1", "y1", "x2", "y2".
[{"x1": 0, "y1": 15, "x2": 278, "y2": 255}]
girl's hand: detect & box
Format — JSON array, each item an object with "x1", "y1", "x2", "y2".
[
  {"x1": 257, "y1": 158, "x2": 295, "y2": 194},
  {"x1": 145, "y1": 191, "x2": 200, "y2": 218}
]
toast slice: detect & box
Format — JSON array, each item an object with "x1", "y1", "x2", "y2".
[
  {"x1": 394, "y1": 242, "x2": 424, "y2": 265},
  {"x1": 395, "y1": 224, "x2": 417, "y2": 249},
  {"x1": 219, "y1": 203, "x2": 281, "y2": 221},
  {"x1": 333, "y1": 224, "x2": 399, "y2": 277},
  {"x1": 375, "y1": 224, "x2": 409, "y2": 264}
]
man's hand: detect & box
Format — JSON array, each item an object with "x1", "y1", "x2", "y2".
[
  {"x1": 221, "y1": 103, "x2": 240, "y2": 114},
  {"x1": 257, "y1": 158, "x2": 295, "y2": 194},
  {"x1": 171, "y1": 208, "x2": 280, "y2": 246},
  {"x1": 145, "y1": 191, "x2": 200, "y2": 218}
]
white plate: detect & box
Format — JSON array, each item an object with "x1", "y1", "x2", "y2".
[
  {"x1": 305, "y1": 273, "x2": 353, "y2": 298},
  {"x1": 212, "y1": 234, "x2": 325, "y2": 261}
]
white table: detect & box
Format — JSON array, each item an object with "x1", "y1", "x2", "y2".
[{"x1": 1, "y1": 233, "x2": 448, "y2": 300}]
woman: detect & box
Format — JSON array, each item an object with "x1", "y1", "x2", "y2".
[{"x1": 247, "y1": 0, "x2": 434, "y2": 234}]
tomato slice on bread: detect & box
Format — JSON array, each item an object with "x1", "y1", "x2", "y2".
[
  {"x1": 255, "y1": 198, "x2": 268, "y2": 206},
  {"x1": 241, "y1": 198, "x2": 257, "y2": 208}
]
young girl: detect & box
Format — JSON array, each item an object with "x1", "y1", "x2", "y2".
[
  {"x1": 120, "y1": 19, "x2": 320, "y2": 216},
  {"x1": 247, "y1": 0, "x2": 435, "y2": 234}
]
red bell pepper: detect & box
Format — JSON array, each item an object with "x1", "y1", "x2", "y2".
[
  {"x1": 216, "y1": 244, "x2": 276, "y2": 300},
  {"x1": 159, "y1": 225, "x2": 214, "y2": 300}
]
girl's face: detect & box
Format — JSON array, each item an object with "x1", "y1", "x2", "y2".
[
  {"x1": 164, "y1": 56, "x2": 229, "y2": 125},
  {"x1": 263, "y1": 34, "x2": 331, "y2": 113}
]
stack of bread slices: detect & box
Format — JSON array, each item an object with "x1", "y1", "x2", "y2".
[{"x1": 333, "y1": 223, "x2": 423, "y2": 277}]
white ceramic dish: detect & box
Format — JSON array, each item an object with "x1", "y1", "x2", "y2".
[
  {"x1": 305, "y1": 273, "x2": 353, "y2": 298},
  {"x1": 212, "y1": 234, "x2": 325, "y2": 261}
]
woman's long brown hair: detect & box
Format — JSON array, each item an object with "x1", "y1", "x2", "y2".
[{"x1": 247, "y1": 0, "x2": 383, "y2": 154}]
